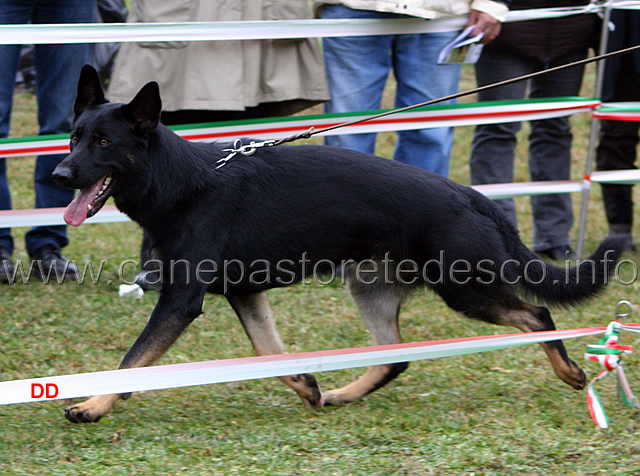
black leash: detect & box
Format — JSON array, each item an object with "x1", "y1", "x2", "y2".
[{"x1": 272, "y1": 43, "x2": 640, "y2": 146}]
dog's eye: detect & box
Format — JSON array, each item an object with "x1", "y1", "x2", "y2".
[
  {"x1": 70, "y1": 134, "x2": 78, "y2": 145},
  {"x1": 98, "y1": 138, "x2": 110, "y2": 147}
]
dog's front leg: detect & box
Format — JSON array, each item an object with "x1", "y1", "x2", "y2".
[
  {"x1": 227, "y1": 292, "x2": 323, "y2": 408},
  {"x1": 65, "y1": 284, "x2": 207, "y2": 423}
]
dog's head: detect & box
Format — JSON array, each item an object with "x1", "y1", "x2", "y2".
[{"x1": 53, "y1": 64, "x2": 162, "y2": 226}]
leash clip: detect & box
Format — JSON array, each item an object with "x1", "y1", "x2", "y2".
[{"x1": 216, "y1": 138, "x2": 277, "y2": 169}]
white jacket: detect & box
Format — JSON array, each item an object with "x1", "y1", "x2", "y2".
[{"x1": 314, "y1": 0, "x2": 510, "y2": 21}]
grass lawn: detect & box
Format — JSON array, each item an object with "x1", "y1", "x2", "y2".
[{"x1": 1, "y1": 64, "x2": 640, "y2": 475}]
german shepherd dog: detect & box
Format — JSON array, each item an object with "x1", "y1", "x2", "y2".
[{"x1": 53, "y1": 65, "x2": 624, "y2": 423}]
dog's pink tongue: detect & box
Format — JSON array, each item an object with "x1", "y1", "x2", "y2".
[{"x1": 63, "y1": 180, "x2": 103, "y2": 226}]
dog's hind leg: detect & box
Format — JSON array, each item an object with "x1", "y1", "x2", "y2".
[
  {"x1": 227, "y1": 292, "x2": 323, "y2": 408},
  {"x1": 439, "y1": 285, "x2": 586, "y2": 390},
  {"x1": 65, "y1": 284, "x2": 207, "y2": 423},
  {"x1": 491, "y1": 297, "x2": 586, "y2": 389},
  {"x1": 323, "y1": 278, "x2": 409, "y2": 405}
]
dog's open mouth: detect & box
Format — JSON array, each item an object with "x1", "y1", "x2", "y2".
[{"x1": 63, "y1": 175, "x2": 114, "y2": 226}]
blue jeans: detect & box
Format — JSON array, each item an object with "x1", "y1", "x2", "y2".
[
  {"x1": 321, "y1": 5, "x2": 461, "y2": 176},
  {"x1": 470, "y1": 47, "x2": 588, "y2": 251},
  {"x1": 0, "y1": 0, "x2": 95, "y2": 256}
]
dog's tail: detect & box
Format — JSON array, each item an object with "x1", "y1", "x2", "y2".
[
  {"x1": 465, "y1": 188, "x2": 627, "y2": 306},
  {"x1": 510, "y1": 234, "x2": 627, "y2": 307}
]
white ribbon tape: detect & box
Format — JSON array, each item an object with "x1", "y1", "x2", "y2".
[
  {"x1": 0, "y1": 327, "x2": 607, "y2": 405},
  {"x1": 1, "y1": 3, "x2": 638, "y2": 45}
]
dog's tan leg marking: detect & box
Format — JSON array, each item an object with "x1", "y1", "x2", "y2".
[
  {"x1": 323, "y1": 278, "x2": 409, "y2": 405},
  {"x1": 227, "y1": 292, "x2": 323, "y2": 408},
  {"x1": 65, "y1": 287, "x2": 207, "y2": 423},
  {"x1": 64, "y1": 335, "x2": 173, "y2": 423},
  {"x1": 494, "y1": 303, "x2": 586, "y2": 390}
]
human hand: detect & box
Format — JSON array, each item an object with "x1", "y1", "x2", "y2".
[{"x1": 466, "y1": 10, "x2": 502, "y2": 43}]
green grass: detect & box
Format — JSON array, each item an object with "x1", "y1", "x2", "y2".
[{"x1": 2, "y1": 66, "x2": 640, "y2": 475}]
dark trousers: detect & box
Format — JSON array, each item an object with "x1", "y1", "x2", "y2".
[
  {"x1": 596, "y1": 120, "x2": 640, "y2": 227},
  {"x1": 470, "y1": 47, "x2": 588, "y2": 251},
  {"x1": 595, "y1": 10, "x2": 640, "y2": 229}
]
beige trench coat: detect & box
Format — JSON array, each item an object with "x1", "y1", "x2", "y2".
[{"x1": 108, "y1": 0, "x2": 329, "y2": 114}]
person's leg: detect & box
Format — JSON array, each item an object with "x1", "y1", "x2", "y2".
[
  {"x1": 469, "y1": 47, "x2": 530, "y2": 227},
  {"x1": 596, "y1": 119, "x2": 640, "y2": 233},
  {"x1": 527, "y1": 50, "x2": 587, "y2": 254},
  {"x1": 391, "y1": 30, "x2": 461, "y2": 175},
  {"x1": 596, "y1": 36, "x2": 640, "y2": 246},
  {"x1": 0, "y1": 0, "x2": 34, "y2": 255},
  {"x1": 321, "y1": 5, "x2": 393, "y2": 155},
  {"x1": 0, "y1": 159, "x2": 13, "y2": 254},
  {"x1": 26, "y1": 0, "x2": 96, "y2": 257}
]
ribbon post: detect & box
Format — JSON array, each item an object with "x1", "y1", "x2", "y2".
[{"x1": 585, "y1": 301, "x2": 640, "y2": 429}]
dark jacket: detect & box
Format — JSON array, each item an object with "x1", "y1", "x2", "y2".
[{"x1": 486, "y1": 0, "x2": 601, "y2": 63}]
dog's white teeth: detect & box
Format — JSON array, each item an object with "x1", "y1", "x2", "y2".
[
  {"x1": 87, "y1": 204, "x2": 93, "y2": 211},
  {"x1": 97, "y1": 176, "x2": 112, "y2": 197}
]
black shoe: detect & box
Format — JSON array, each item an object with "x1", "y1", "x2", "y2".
[
  {"x1": 30, "y1": 244, "x2": 78, "y2": 282},
  {"x1": 537, "y1": 245, "x2": 577, "y2": 261},
  {"x1": 0, "y1": 247, "x2": 14, "y2": 283}
]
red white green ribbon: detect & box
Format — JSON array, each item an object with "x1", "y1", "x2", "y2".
[
  {"x1": 585, "y1": 320, "x2": 640, "y2": 429},
  {"x1": 3, "y1": 98, "x2": 640, "y2": 229},
  {"x1": 592, "y1": 102, "x2": 640, "y2": 122},
  {"x1": 0, "y1": 97, "x2": 600, "y2": 158}
]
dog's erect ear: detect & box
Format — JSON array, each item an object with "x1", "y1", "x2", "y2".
[
  {"x1": 74, "y1": 64, "x2": 107, "y2": 117},
  {"x1": 121, "y1": 81, "x2": 162, "y2": 134}
]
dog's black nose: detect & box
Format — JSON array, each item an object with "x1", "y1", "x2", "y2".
[{"x1": 52, "y1": 166, "x2": 74, "y2": 188}]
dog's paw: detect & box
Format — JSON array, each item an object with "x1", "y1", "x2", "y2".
[
  {"x1": 281, "y1": 373, "x2": 324, "y2": 409},
  {"x1": 555, "y1": 359, "x2": 587, "y2": 391},
  {"x1": 567, "y1": 363, "x2": 587, "y2": 390},
  {"x1": 293, "y1": 373, "x2": 324, "y2": 409},
  {"x1": 64, "y1": 394, "x2": 119, "y2": 423},
  {"x1": 64, "y1": 405, "x2": 102, "y2": 423}
]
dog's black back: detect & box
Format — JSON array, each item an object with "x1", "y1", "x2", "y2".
[{"x1": 81, "y1": 122, "x2": 622, "y2": 304}]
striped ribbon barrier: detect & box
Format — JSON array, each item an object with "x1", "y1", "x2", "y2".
[
  {"x1": 2, "y1": 3, "x2": 639, "y2": 46},
  {"x1": 10, "y1": 99, "x2": 640, "y2": 160},
  {"x1": 3, "y1": 99, "x2": 640, "y2": 228},
  {"x1": 0, "y1": 97, "x2": 601, "y2": 158},
  {"x1": 1, "y1": 317, "x2": 638, "y2": 428},
  {"x1": 5, "y1": 170, "x2": 640, "y2": 229},
  {"x1": 592, "y1": 103, "x2": 640, "y2": 122}
]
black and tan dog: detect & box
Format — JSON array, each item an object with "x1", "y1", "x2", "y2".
[{"x1": 53, "y1": 65, "x2": 625, "y2": 423}]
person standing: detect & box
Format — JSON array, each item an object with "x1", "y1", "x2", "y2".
[
  {"x1": 595, "y1": 8, "x2": 640, "y2": 250},
  {"x1": 315, "y1": 0, "x2": 510, "y2": 176},
  {"x1": 0, "y1": 0, "x2": 96, "y2": 282},
  {"x1": 469, "y1": 0, "x2": 600, "y2": 260},
  {"x1": 108, "y1": 0, "x2": 329, "y2": 126}
]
